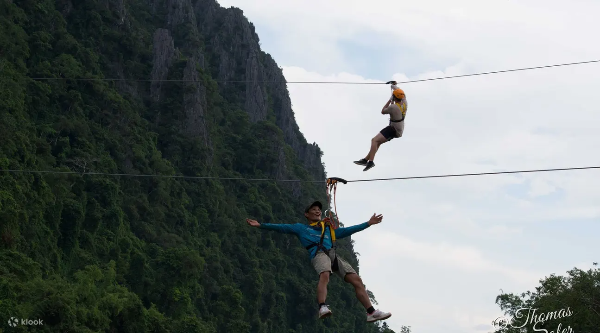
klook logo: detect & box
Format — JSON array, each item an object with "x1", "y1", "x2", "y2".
[
  {"x1": 492, "y1": 307, "x2": 574, "y2": 332},
  {"x1": 8, "y1": 317, "x2": 18, "y2": 327},
  {"x1": 6, "y1": 317, "x2": 44, "y2": 327}
]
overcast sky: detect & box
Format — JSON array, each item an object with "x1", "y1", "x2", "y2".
[{"x1": 215, "y1": 1, "x2": 600, "y2": 332}]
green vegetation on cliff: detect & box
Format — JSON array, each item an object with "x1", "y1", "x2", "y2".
[{"x1": 0, "y1": 0, "x2": 399, "y2": 332}]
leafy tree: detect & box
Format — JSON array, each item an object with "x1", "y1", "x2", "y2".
[{"x1": 493, "y1": 263, "x2": 600, "y2": 332}]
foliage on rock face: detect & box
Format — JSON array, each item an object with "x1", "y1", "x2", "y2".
[
  {"x1": 493, "y1": 265, "x2": 600, "y2": 333},
  {"x1": 0, "y1": 0, "x2": 400, "y2": 331}
]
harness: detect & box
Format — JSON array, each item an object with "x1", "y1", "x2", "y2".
[
  {"x1": 304, "y1": 177, "x2": 347, "y2": 271},
  {"x1": 389, "y1": 100, "x2": 407, "y2": 123},
  {"x1": 387, "y1": 82, "x2": 407, "y2": 123},
  {"x1": 305, "y1": 220, "x2": 340, "y2": 271}
]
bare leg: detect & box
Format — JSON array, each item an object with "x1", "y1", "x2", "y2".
[
  {"x1": 344, "y1": 273, "x2": 372, "y2": 309},
  {"x1": 365, "y1": 133, "x2": 387, "y2": 161},
  {"x1": 365, "y1": 141, "x2": 383, "y2": 159},
  {"x1": 317, "y1": 272, "x2": 330, "y2": 304}
]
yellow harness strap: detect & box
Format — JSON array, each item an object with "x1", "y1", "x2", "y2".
[
  {"x1": 395, "y1": 100, "x2": 407, "y2": 117},
  {"x1": 309, "y1": 220, "x2": 336, "y2": 243}
]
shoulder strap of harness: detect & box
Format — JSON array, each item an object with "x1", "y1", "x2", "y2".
[
  {"x1": 390, "y1": 101, "x2": 406, "y2": 122},
  {"x1": 306, "y1": 219, "x2": 336, "y2": 252},
  {"x1": 305, "y1": 220, "x2": 340, "y2": 271}
]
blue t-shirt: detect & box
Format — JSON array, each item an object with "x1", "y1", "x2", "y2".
[{"x1": 259, "y1": 221, "x2": 370, "y2": 259}]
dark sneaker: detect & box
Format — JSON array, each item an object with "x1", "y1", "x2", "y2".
[
  {"x1": 363, "y1": 161, "x2": 375, "y2": 171},
  {"x1": 354, "y1": 158, "x2": 368, "y2": 166}
]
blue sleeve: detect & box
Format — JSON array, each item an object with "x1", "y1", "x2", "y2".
[
  {"x1": 259, "y1": 223, "x2": 299, "y2": 235},
  {"x1": 335, "y1": 222, "x2": 370, "y2": 239}
]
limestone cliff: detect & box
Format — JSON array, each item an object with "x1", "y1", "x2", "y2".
[{"x1": 149, "y1": 0, "x2": 326, "y2": 182}]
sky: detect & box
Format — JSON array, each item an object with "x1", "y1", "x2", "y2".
[{"x1": 215, "y1": 1, "x2": 600, "y2": 332}]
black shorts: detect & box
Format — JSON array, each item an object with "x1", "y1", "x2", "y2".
[{"x1": 380, "y1": 126, "x2": 397, "y2": 141}]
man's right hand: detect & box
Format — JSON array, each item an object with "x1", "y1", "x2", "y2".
[
  {"x1": 246, "y1": 218, "x2": 260, "y2": 227},
  {"x1": 368, "y1": 213, "x2": 383, "y2": 226}
]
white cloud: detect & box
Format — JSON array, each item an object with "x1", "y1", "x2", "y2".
[
  {"x1": 280, "y1": 66, "x2": 600, "y2": 223},
  {"x1": 527, "y1": 177, "x2": 557, "y2": 198},
  {"x1": 279, "y1": 62, "x2": 600, "y2": 332},
  {"x1": 218, "y1": 0, "x2": 600, "y2": 72},
  {"x1": 363, "y1": 229, "x2": 542, "y2": 283},
  {"x1": 213, "y1": 1, "x2": 600, "y2": 332},
  {"x1": 353, "y1": 231, "x2": 536, "y2": 333}
]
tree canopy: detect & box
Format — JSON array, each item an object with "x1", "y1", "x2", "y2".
[{"x1": 0, "y1": 0, "x2": 400, "y2": 331}]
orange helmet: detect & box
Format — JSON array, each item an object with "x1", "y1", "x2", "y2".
[{"x1": 393, "y1": 88, "x2": 405, "y2": 100}]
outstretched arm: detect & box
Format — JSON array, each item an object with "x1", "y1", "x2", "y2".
[
  {"x1": 246, "y1": 218, "x2": 298, "y2": 235},
  {"x1": 335, "y1": 213, "x2": 383, "y2": 239}
]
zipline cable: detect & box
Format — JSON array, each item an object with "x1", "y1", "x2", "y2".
[
  {"x1": 389, "y1": 59, "x2": 600, "y2": 85},
  {"x1": 344, "y1": 166, "x2": 600, "y2": 183},
  {"x1": 7, "y1": 59, "x2": 600, "y2": 85},
  {"x1": 1, "y1": 166, "x2": 599, "y2": 183}
]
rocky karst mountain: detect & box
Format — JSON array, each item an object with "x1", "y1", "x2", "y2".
[{"x1": 0, "y1": 0, "x2": 398, "y2": 332}]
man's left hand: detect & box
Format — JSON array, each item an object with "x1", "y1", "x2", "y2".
[{"x1": 368, "y1": 213, "x2": 383, "y2": 225}]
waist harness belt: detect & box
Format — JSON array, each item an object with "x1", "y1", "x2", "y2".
[{"x1": 306, "y1": 219, "x2": 339, "y2": 272}]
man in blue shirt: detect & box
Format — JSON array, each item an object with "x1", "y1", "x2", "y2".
[{"x1": 245, "y1": 201, "x2": 392, "y2": 323}]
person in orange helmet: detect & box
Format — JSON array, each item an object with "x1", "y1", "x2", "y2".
[{"x1": 354, "y1": 81, "x2": 407, "y2": 171}]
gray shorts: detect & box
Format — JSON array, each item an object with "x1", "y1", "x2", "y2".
[{"x1": 311, "y1": 250, "x2": 356, "y2": 279}]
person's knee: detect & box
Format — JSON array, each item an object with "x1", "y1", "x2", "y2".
[
  {"x1": 345, "y1": 273, "x2": 363, "y2": 285},
  {"x1": 373, "y1": 134, "x2": 386, "y2": 143},
  {"x1": 319, "y1": 272, "x2": 331, "y2": 283},
  {"x1": 355, "y1": 274, "x2": 364, "y2": 285}
]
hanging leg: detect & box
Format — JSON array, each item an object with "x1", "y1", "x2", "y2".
[{"x1": 366, "y1": 132, "x2": 389, "y2": 162}]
